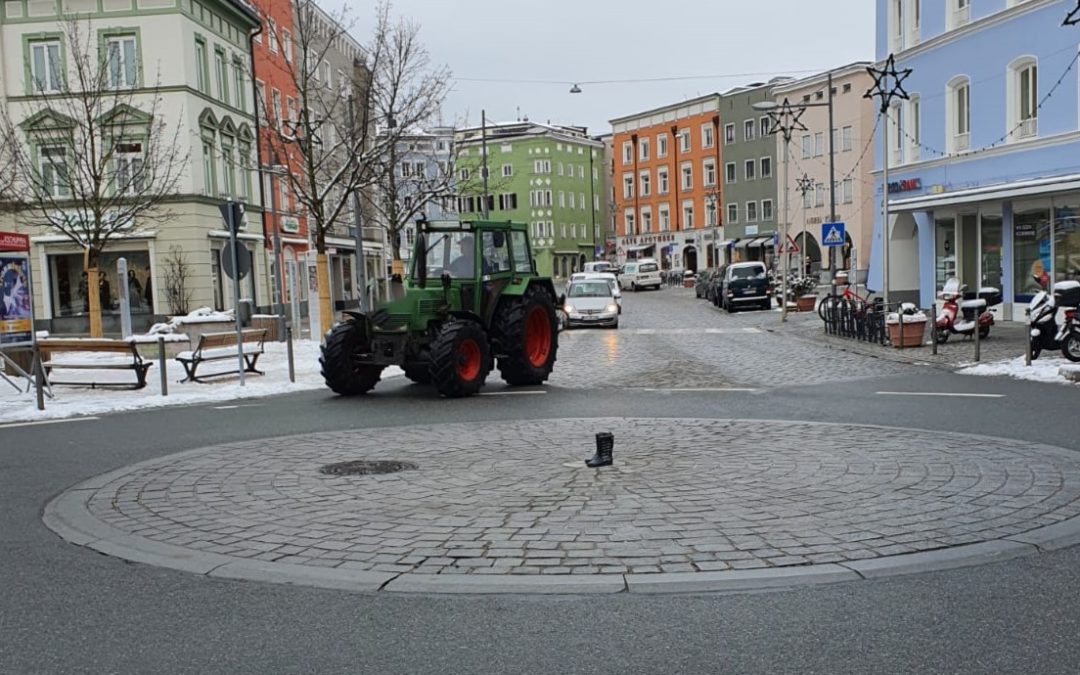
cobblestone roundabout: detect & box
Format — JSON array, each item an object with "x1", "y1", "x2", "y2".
[{"x1": 57, "y1": 418, "x2": 1080, "y2": 582}]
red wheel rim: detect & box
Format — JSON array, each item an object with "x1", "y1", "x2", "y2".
[
  {"x1": 524, "y1": 307, "x2": 552, "y2": 368},
  {"x1": 456, "y1": 339, "x2": 482, "y2": 381}
]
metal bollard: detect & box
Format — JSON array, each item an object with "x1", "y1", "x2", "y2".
[
  {"x1": 930, "y1": 304, "x2": 937, "y2": 356},
  {"x1": 974, "y1": 312, "x2": 981, "y2": 363},
  {"x1": 1025, "y1": 308, "x2": 1032, "y2": 366},
  {"x1": 158, "y1": 336, "x2": 168, "y2": 396},
  {"x1": 286, "y1": 326, "x2": 296, "y2": 383}
]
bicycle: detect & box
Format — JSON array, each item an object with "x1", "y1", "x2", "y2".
[{"x1": 817, "y1": 278, "x2": 876, "y2": 321}]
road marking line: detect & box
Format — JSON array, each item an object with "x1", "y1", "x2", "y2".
[
  {"x1": 564, "y1": 328, "x2": 762, "y2": 336},
  {"x1": 212, "y1": 404, "x2": 265, "y2": 410},
  {"x1": 479, "y1": 391, "x2": 547, "y2": 396},
  {"x1": 0, "y1": 416, "x2": 100, "y2": 429},
  {"x1": 643, "y1": 388, "x2": 759, "y2": 393},
  {"x1": 876, "y1": 391, "x2": 1005, "y2": 398}
]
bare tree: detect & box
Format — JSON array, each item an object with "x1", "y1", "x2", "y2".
[
  {"x1": 163, "y1": 246, "x2": 193, "y2": 315},
  {"x1": 0, "y1": 16, "x2": 188, "y2": 336},
  {"x1": 261, "y1": 0, "x2": 451, "y2": 335}
]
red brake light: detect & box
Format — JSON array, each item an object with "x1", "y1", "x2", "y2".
[{"x1": 1068, "y1": 310, "x2": 1076, "y2": 321}]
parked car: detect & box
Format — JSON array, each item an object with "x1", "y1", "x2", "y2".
[
  {"x1": 719, "y1": 261, "x2": 772, "y2": 312},
  {"x1": 695, "y1": 268, "x2": 718, "y2": 298},
  {"x1": 619, "y1": 259, "x2": 662, "y2": 291},
  {"x1": 563, "y1": 279, "x2": 620, "y2": 329},
  {"x1": 583, "y1": 261, "x2": 615, "y2": 274}
]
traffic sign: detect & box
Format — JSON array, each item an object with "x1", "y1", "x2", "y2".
[
  {"x1": 221, "y1": 240, "x2": 251, "y2": 280},
  {"x1": 822, "y1": 222, "x2": 846, "y2": 247},
  {"x1": 218, "y1": 201, "x2": 245, "y2": 233}
]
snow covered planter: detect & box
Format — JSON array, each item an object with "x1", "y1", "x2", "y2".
[
  {"x1": 886, "y1": 303, "x2": 928, "y2": 348},
  {"x1": 148, "y1": 307, "x2": 234, "y2": 344}
]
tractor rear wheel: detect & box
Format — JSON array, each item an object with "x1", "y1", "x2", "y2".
[
  {"x1": 429, "y1": 320, "x2": 491, "y2": 397},
  {"x1": 494, "y1": 286, "x2": 559, "y2": 386},
  {"x1": 320, "y1": 319, "x2": 384, "y2": 395}
]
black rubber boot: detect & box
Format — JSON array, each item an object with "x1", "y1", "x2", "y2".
[{"x1": 585, "y1": 433, "x2": 614, "y2": 468}]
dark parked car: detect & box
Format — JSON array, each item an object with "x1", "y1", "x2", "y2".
[
  {"x1": 695, "y1": 268, "x2": 718, "y2": 299},
  {"x1": 719, "y1": 262, "x2": 772, "y2": 312}
]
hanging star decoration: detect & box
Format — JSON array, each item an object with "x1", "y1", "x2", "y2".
[
  {"x1": 1065, "y1": 1, "x2": 1080, "y2": 26},
  {"x1": 864, "y1": 54, "x2": 912, "y2": 114},
  {"x1": 796, "y1": 174, "x2": 815, "y2": 196},
  {"x1": 766, "y1": 98, "x2": 808, "y2": 144}
]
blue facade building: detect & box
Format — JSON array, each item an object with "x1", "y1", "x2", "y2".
[
  {"x1": 385, "y1": 126, "x2": 458, "y2": 264},
  {"x1": 870, "y1": 0, "x2": 1080, "y2": 318}
]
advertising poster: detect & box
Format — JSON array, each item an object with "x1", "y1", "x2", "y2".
[{"x1": 0, "y1": 232, "x2": 32, "y2": 348}]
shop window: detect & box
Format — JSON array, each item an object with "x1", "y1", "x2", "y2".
[
  {"x1": 934, "y1": 217, "x2": 956, "y2": 291},
  {"x1": 1054, "y1": 201, "x2": 1080, "y2": 283},
  {"x1": 48, "y1": 250, "x2": 151, "y2": 317},
  {"x1": 1013, "y1": 206, "x2": 1051, "y2": 298}
]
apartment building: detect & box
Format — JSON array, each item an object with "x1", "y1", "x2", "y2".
[{"x1": 610, "y1": 94, "x2": 723, "y2": 272}]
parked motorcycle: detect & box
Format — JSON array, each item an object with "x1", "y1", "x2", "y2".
[
  {"x1": 1053, "y1": 280, "x2": 1080, "y2": 362},
  {"x1": 934, "y1": 277, "x2": 1001, "y2": 343}
]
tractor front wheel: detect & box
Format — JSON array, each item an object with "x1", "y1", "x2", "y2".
[
  {"x1": 320, "y1": 319, "x2": 384, "y2": 395},
  {"x1": 494, "y1": 287, "x2": 559, "y2": 386},
  {"x1": 429, "y1": 321, "x2": 491, "y2": 397}
]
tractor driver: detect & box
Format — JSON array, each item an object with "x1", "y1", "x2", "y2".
[{"x1": 448, "y1": 233, "x2": 476, "y2": 277}]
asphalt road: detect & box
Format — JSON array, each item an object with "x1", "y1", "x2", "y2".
[{"x1": 3, "y1": 289, "x2": 1080, "y2": 674}]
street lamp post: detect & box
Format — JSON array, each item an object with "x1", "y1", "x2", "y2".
[
  {"x1": 755, "y1": 80, "x2": 837, "y2": 318},
  {"x1": 264, "y1": 138, "x2": 288, "y2": 342}
]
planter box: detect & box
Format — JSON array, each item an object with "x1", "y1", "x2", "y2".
[
  {"x1": 796, "y1": 295, "x2": 817, "y2": 312},
  {"x1": 887, "y1": 320, "x2": 926, "y2": 348}
]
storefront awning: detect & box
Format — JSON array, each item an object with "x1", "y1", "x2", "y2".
[
  {"x1": 716, "y1": 239, "x2": 735, "y2": 248},
  {"x1": 626, "y1": 244, "x2": 654, "y2": 253},
  {"x1": 890, "y1": 172, "x2": 1080, "y2": 212},
  {"x1": 734, "y1": 239, "x2": 751, "y2": 249},
  {"x1": 749, "y1": 236, "x2": 774, "y2": 248}
]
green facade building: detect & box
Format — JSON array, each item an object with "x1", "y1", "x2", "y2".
[
  {"x1": 719, "y1": 80, "x2": 786, "y2": 264},
  {"x1": 455, "y1": 121, "x2": 606, "y2": 280}
]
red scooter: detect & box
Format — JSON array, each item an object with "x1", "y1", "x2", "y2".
[{"x1": 934, "y1": 277, "x2": 1001, "y2": 343}]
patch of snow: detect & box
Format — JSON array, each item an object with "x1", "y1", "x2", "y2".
[
  {"x1": 959, "y1": 355, "x2": 1079, "y2": 385},
  {"x1": 0, "y1": 339, "x2": 403, "y2": 423}
]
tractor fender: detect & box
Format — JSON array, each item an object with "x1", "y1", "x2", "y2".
[
  {"x1": 342, "y1": 310, "x2": 367, "y2": 322},
  {"x1": 526, "y1": 278, "x2": 558, "y2": 302},
  {"x1": 447, "y1": 310, "x2": 484, "y2": 326}
]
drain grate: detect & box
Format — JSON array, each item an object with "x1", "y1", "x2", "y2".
[{"x1": 319, "y1": 460, "x2": 418, "y2": 476}]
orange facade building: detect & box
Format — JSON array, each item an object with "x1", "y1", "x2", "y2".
[
  {"x1": 249, "y1": 0, "x2": 307, "y2": 306},
  {"x1": 609, "y1": 94, "x2": 724, "y2": 271}
]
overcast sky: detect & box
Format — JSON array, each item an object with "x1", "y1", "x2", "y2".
[{"x1": 327, "y1": 0, "x2": 877, "y2": 134}]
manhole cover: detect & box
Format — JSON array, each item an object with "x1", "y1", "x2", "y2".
[{"x1": 319, "y1": 460, "x2": 418, "y2": 476}]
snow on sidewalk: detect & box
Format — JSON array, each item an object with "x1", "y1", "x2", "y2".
[
  {"x1": 0, "y1": 339, "x2": 402, "y2": 424},
  {"x1": 959, "y1": 355, "x2": 1080, "y2": 385}
]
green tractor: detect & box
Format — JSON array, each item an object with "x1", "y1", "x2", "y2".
[{"x1": 320, "y1": 219, "x2": 560, "y2": 398}]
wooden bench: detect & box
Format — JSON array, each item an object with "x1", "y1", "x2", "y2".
[
  {"x1": 40, "y1": 339, "x2": 152, "y2": 390},
  {"x1": 176, "y1": 329, "x2": 267, "y2": 383}
]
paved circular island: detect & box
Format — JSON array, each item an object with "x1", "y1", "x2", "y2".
[{"x1": 45, "y1": 418, "x2": 1080, "y2": 594}]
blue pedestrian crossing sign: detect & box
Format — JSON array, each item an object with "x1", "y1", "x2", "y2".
[{"x1": 822, "y1": 222, "x2": 846, "y2": 247}]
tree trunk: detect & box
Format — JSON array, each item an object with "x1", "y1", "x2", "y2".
[
  {"x1": 86, "y1": 266, "x2": 103, "y2": 338},
  {"x1": 316, "y1": 253, "x2": 333, "y2": 338}
]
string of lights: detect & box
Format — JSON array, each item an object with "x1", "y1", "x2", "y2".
[{"x1": 454, "y1": 68, "x2": 829, "y2": 87}]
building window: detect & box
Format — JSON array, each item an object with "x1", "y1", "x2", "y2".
[
  {"x1": 727, "y1": 203, "x2": 738, "y2": 223},
  {"x1": 659, "y1": 204, "x2": 670, "y2": 231},
  {"x1": 746, "y1": 201, "x2": 758, "y2": 222},
  {"x1": 761, "y1": 199, "x2": 773, "y2": 221},
  {"x1": 622, "y1": 141, "x2": 632, "y2": 164},
  {"x1": 814, "y1": 132, "x2": 825, "y2": 157},
  {"x1": 706, "y1": 199, "x2": 717, "y2": 226},
  {"x1": 639, "y1": 137, "x2": 650, "y2": 161},
  {"x1": 640, "y1": 171, "x2": 651, "y2": 197},
  {"x1": 744, "y1": 159, "x2": 756, "y2": 181},
  {"x1": 255, "y1": 80, "x2": 266, "y2": 124},
  {"x1": 460, "y1": 167, "x2": 470, "y2": 181},
  {"x1": 760, "y1": 156, "x2": 772, "y2": 178},
  {"x1": 760, "y1": 117, "x2": 770, "y2": 137},
  {"x1": 641, "y1": 208, "x2": 652, "y2": 233},
  {"x1": 268, "y1": 19, "x2": 279, "y2": 53},
  {"x1": 679, "y1": 129, "x2": 690, "y2": 152},
  {"x1": 106, "y1": 35, "x2": 138, "y2": 89},
  {"x1": 202, "y1": 141, "x2": 215, "y2": 195},
  {"x1": 802, "y1": 188, "x2": 813, "y2": 209},
  {"x1": 534, "y1": 159, "x2": 551, "y2": 174},
  {"x1": 624, "y1": 209, "x2": 636, "y2": 236},
  {"x1": 841, "y1": 125, "x2": 853, "y2": 151},
  {"x1": 683, "y1": 201, "x2": 694, "y2": 229},
  {"x1": 658, "y1": 167, "x2": 669, "y2": 194},
  {"x1": 38, "y1": 146, "x2": 69, "y2": 197},
  {"x1": 214, "y1": 48, "x2": 228, "y2": 104},
  {"x1": 1010, "y1": 58, "x2": 1037, "y2": 139},
  {"x1": 271, "y1": 89, "x2": 282, "y2": 129},
  {"x1": 801, "y1": 134, "x2": 812, "y2": 159},
  {"x1": 501, "y1": 164, "x2": 513, "y2": 177},
  {"x1": 907, "y1": 96, "x2": 921, "y2": 161},
  {"x1": 724, "y1": 123, "x2": 735, "y2": 144},
  {"x1": 221, "y1": 138, "x2": 236, "y2": 196},
  {"x1": 113, "y1": 142, "x2": 144, "y2": 195},
  {"x1": 232, "y1": 59, "x2": 245, "y2": 109},
  {"x1": 702, "y1": 124, "x2": 714, "y2": 148},
  {"x1": 623, "y1": 173, "x2": 634, "y2": 199},
  {"x1": 842, "y1": 178, "x2": 854, "y2": 204},
  {"x1": 30, "y1": 40, "x2": 63, "y2": 93},
  {"x1": 815, "y1": 182, "x2": 825, "y2": 208},
  {"x1": 658, "y1": 134, "x2": 669, "y2": 157},
  {"x1": 681, "y1": 163, "x2": 693, "y2": 190},
  {"x1": 889, "y1": 102, "x2": 904, "y2": 166},
  {"x1": 949, "y1": 0, "x2": 970, "y2": 30},
  {"x1": 282, "y1": 29, "x2": 293, "y2": 62},
  {"x1": 947, "y1": 76, "x2": 970, "y2": 153},
  {"x1": 725, "y1": 162, "x2": 736, "y2": 184},
  {"x1": 703, "y1": 159, "x2": 716, "y2": 186},
  {"x1": 744, "y1": 119, "x2": 755, "y2": 141},
  {"x1": 194, "y1": 37, "x2": 208, "y2": 94}
]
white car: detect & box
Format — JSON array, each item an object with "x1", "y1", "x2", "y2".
[
  {"x1": 619, "y1": 259, "x2": 662, "y2": 292},
  {"x1": 569, "y1": 272, "x2": 621, "y2": 312},
  {"x1": 563, "y1": 280, "x2": 620, "y2": 329}
]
